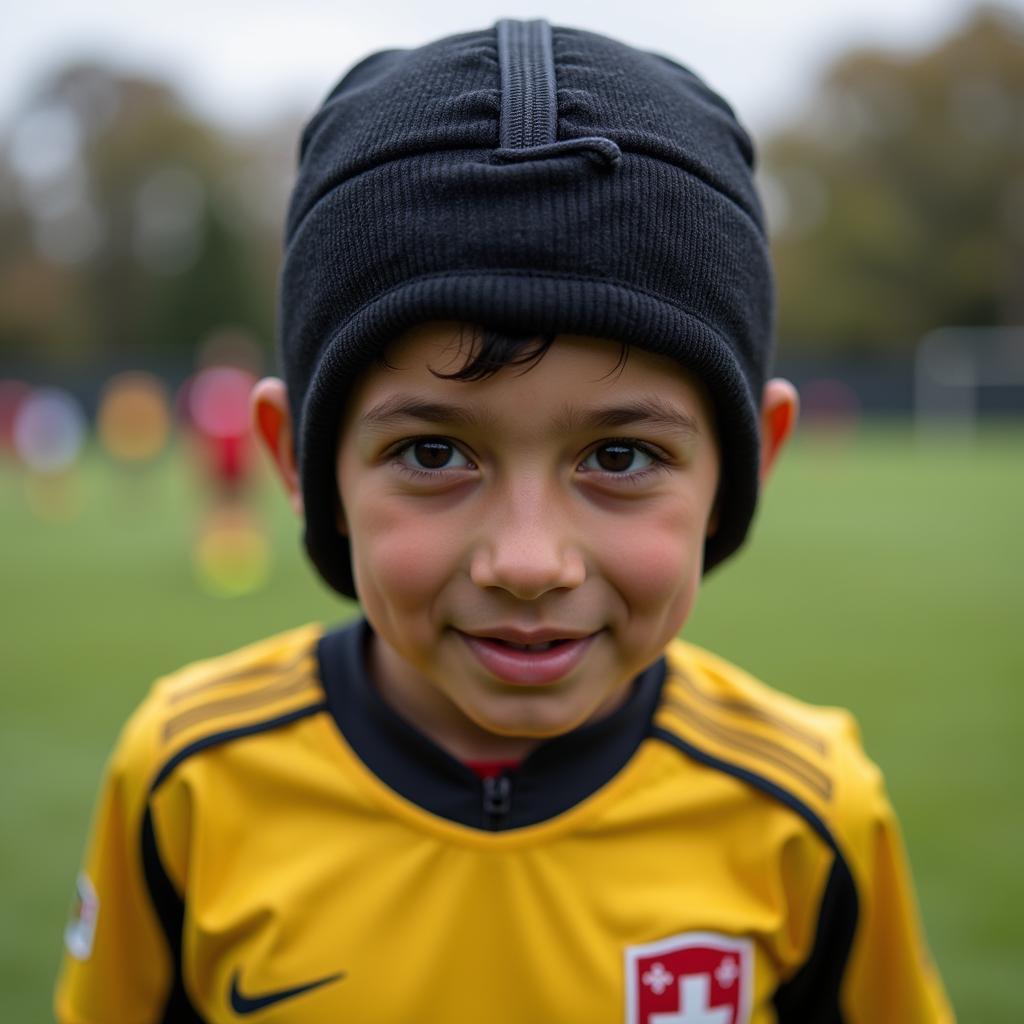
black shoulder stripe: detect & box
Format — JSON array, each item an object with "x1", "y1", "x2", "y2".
[
  {"x1": 652, "y1": 726, "x2": 858, "y2": 1021},
  {"x1": 662, "y1": 696, "x2": 832, "y2": 800},
  {"x1": 652, "y1": 725, "x2": 838, "y2": 848},
  {"x1": 152, "y1": 702, "x2": 327, "y2": 792},
  {"x1": 141, "y1": 806, "x2": 208, "y2": 1023}
]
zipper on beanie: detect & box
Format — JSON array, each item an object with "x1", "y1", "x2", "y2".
[
  {"x1": 496, "y1": 18, "x2": 556, "y2": 148},
  {"x1": 493, "y1": 18, "x2": 621, "y2": 170}
]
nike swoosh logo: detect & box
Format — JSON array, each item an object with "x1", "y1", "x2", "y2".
[{"x1": 229, "y1": 968, "x2": 345, "y2": 1014}]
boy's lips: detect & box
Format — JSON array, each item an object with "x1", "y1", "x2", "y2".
[{"x1": 457, "y1": 630, "x2": 600, "y2": 686}]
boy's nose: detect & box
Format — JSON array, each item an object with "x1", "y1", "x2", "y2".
[{"x1": 468, "y1": 488, "x2": 586, "y2": 599}]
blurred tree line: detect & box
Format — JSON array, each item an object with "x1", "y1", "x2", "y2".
[
  {"x1": 763, "y1": 3, "x2": 1024, "y2": 353},
  {"x1": 0, "y1": 64, "x2": 296, "y2": 372},
  {"x1": 1, "y1": 2, "x2": 1022, "y2": 369}
]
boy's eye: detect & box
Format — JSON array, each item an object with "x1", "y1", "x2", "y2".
[
  {"x1": 581, "y1": 442, "x2": 655, "y2": 474},
  {"x1": 397, "y1": 439, "x2": 471, "y2": 471}
]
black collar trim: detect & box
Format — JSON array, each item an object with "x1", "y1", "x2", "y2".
[{"x1": 317, "y1": 616, "x2": 667, "y2": 831}]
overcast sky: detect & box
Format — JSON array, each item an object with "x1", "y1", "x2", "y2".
[{"x1": 3, "y1": 0, "x2": 1019, "y2": 137}]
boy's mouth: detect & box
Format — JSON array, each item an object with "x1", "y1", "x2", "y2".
[
  {"x1": 487, "y1": 638, "x2": 565, "y2": 652},
  {"x1": 457, "y1": 631, "x2": 599, "y2": 686}
]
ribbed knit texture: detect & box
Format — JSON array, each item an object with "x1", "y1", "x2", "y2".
[{"x1": 278, "y1": 20, "x2": 774, "y2": 599}]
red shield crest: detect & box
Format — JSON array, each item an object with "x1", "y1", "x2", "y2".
[{"x1": 624, "y1": 931, "x2": 752, "y2": 1024}]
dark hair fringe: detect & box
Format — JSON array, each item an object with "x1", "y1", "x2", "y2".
[
  {"x1": 430, "y1": 324, "x2": 556, "y2": 381},
  {"x1": 393, "y1": 323, "x2": 631, "y2": 382}
]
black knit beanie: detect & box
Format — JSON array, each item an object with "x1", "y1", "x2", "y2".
[{"x1": 278, "y1": 18, "x2": 774, "y2": 599}]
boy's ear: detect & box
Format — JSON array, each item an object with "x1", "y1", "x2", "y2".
[
  {"x1": 250, "y1": 377, "x2": 303, "y2": 516},
  {"x1": 759, "y1": 378, "x2": 799, "y2": 484}
]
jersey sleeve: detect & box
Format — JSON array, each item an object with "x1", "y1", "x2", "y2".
[
  {"x1": 53, "y1": 696, "x2": 172, "y2": 1024},
  {"x1": 831, "y1": 715, "x2": 955, "y2": 1023},
  {"x1": 660, "y1": 639, "x2": 954, "y2": 1021}
]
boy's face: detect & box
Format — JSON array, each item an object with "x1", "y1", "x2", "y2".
[{"x1": 333, "y1": 321, "x2": 721, "y2": 759}]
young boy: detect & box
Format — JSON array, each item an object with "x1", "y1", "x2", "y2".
[{"x1": 55, "y1": 19, "x2": 953, "y2": 1023}]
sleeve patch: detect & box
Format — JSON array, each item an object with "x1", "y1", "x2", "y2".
[{"x1": 64, "y1": 871, "x2": 99, "y2": 961}]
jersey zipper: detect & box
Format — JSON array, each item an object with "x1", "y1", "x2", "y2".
[{"x1": 482, "y1": 772, "x2": 513, "y2": 828}]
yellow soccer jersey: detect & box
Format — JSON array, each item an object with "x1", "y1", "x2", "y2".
[{"x1": 55, "y1": 617, "x2": 953, "y2": 1023}]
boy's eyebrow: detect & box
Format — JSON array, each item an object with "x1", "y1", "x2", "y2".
[
  {"x1": 556, "y1": 397, "x2": 702, "y2": 438},
  {"x1": 359, "y1": 396, "x2": 486, "y2": 432},
  {"x1": 359, "y1": 394, "x2": 702, "y2": 438}
]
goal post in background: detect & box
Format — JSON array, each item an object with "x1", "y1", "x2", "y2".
[{"x1": 914, "y1": 326, "x2": 1024, "y2": 439}]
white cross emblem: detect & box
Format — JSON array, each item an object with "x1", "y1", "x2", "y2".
[
  {"x1": 642, "y1": 962, "x2": 675, "y2": 995},
  {"x1": 649, "y1": 974, "x2": 732, "y2": 1024},
  {"x1": 625, "y1": 930, "x2": 752, "y2": 1024},
  {"x1": 715, "y1": 956, "x2": 739, "y2": 988}
]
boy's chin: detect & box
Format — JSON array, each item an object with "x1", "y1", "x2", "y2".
[{"x1": 457, "y1": 683, "x2": 632, "y2": 746}]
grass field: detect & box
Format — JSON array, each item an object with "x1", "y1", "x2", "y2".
[{"x1": 2, "y1": 423, "x2": 1021, "y2": 1021}]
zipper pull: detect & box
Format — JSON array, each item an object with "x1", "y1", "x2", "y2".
[
  {"x1": 492, "y1": 19, "x2": 621, "y2": 172},
  {"x1": 491, "y1": 136, "x2": 621, "y2": 170},
  {"x1": 482, "y1": 773, "x2": 513, "y2": 827}
]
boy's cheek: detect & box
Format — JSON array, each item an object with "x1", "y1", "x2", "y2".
[
  {"x1": 348, "y1": 508, "x2": 454, "y2": 608},
  {"x1": 612, "y1": 508, "x2": 706, "y2": 602}
]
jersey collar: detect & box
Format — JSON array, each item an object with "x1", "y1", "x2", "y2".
[{"x1": 317, "y1": 616, "x2": 667, "y2": 831}]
